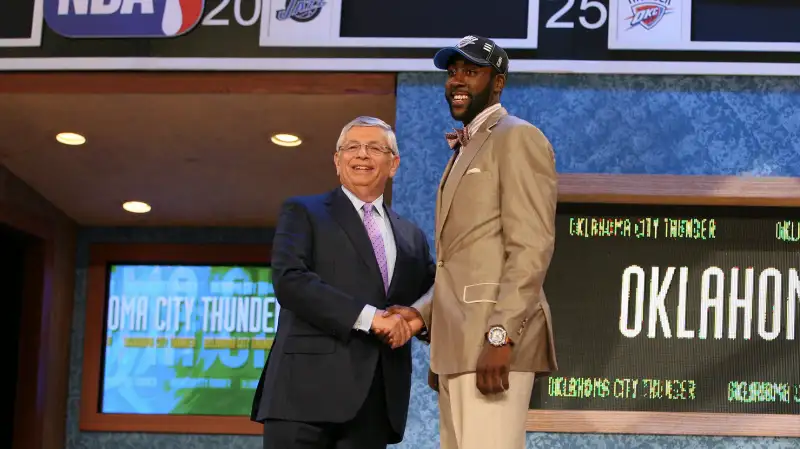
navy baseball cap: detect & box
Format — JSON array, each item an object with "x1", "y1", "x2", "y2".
[{"x1": 433, "y1": 35, "x2": 509, "y2": 75}]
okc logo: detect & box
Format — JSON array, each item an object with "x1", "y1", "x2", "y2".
[
  {"x1": 457, "y1": 35, "x2": 479, "y2": 48},
  {"x1": 45, "y1": 0, "x2": 205, "y2": 38},
  {"x1": 626, "y1": 0, "x2": 672, "y2": 30}
]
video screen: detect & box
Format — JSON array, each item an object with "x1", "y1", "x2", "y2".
[{"x1": 101, "y1": 263, "x2": 278, "y2": 416}]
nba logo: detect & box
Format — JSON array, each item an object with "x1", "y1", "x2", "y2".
[{"x1": 44, "y1": 0, "x2": 205, "y2": 38}]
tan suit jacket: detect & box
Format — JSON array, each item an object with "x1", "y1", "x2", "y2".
[{"x1": 415, "y1": 107, "x2": 558, "y2": 377}]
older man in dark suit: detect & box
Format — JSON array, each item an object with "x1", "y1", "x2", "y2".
[{"x1": 251, "y1": 116, "x2": 435, "y2": 449}]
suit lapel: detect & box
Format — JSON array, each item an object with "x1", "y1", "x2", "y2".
[
  {"x1": 385, "y1": 210, "x2": 410, "y2": 299},
  {"x1": 327, "y1": 188, "x2": 382, "y2": 283},
  {"x1": 434, "y1": 153, "x2": 456, "y2": 253},
  {"x1": 435, "y1": 107, "x2": 507, "y2": 245}
]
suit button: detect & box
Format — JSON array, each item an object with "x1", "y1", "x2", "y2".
[{"x1": 437, "y1": 261, "x2": 444, "y2": 267}]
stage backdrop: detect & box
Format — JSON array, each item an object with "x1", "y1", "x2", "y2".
[{"x1": 64, "y1": 73, "x2": 800, "y2": 449}]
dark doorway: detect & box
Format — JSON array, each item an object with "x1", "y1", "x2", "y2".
[{"x1": 0, "y1": 223, "x2": 33, "y2": 447}]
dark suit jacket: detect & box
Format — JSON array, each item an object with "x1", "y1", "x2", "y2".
[{"x1": 251, "y1": 187, "x2": 436, "y2": 443}]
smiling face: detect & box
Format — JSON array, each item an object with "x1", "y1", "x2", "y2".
[
  {"x1": 333, "y1": 125, "x2": 399, "y2": 203},
  {"x1": 445, "y1": 57, "x2": 505, "y2": 125}
]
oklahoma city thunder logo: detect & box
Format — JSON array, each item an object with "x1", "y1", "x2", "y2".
[
  {"x1": 45, "y1": 0, "x2": 205, "y2": 38},
  {"x1": 625, "y1": 0, "x2": 672, "y2": 30}
]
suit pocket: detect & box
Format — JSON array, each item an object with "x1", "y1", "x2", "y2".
[
  {"x1": 464, "y1": 169, "x2": 490, "y2": 176},
  {"x1": 283, "y1": 335, "x2": 336, "y2": 354},
  {"x1": 462, "y1": 282, "x2": 500, "y2": 304}
]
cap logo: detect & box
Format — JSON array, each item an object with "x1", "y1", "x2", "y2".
[{"x1": 457, "y1": 35, "x2": 478, "y2": 48}]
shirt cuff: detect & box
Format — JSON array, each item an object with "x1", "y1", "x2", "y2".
[
  {"x1": 353, "y1": 304, "x2": 378, "y2": 333},
  {"x1": 412, "y1": 285, "x2": 433, "y2": 310}
]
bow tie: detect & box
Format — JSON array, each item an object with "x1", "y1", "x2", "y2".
[{"x1": 445, "y1": 127, "x2": 469, "y2": 150}]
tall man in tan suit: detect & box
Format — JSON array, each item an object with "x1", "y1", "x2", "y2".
[{"x1": 387, "y1": 35, "x2": 559, "y2": 449}]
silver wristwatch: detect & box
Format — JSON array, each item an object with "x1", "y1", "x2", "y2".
[{"x1": 486, "y1": 326, "x2": 509, "y2": 347}]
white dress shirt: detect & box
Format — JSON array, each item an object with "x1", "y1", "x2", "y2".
[
  {"x1": 453, "y1": 102, "x2": 502, "y2": 166},
  {"x1": 340, "y1": 186, "x2": 397, "y2": 332}
]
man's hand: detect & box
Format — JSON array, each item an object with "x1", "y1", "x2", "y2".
[
  {"x1": 475, "y1": 343, "x2": 512, "y2": 395},
  {"x1": 371, "y1": 313, "x2": 411, "y2": 349},
  {"x1": 382, "y1": 305, "x2": 425, "y2": 335}
]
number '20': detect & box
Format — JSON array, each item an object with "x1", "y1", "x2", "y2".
[{"x1": 202, "y1": 0, "x2": 262, "y2": 27}]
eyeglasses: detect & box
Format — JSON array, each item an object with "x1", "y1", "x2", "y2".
[{"x1": 338, "y1": 142, "x2": 393, "y2": 157}]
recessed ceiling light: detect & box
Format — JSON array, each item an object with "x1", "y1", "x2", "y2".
[
  {"x1": 271, "y1": 133, "x2": 302, "y2": 147},
  {"x1": 56, "y1": 132, "x2": 86, "y2": 145},
  {"x1": 122, "y1": 201, "x2": 151, "y2": 214}
]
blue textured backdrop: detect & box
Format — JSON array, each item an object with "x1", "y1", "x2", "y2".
[{"x1": 65, "y1": 73, "x2": 800, "y2": 449}]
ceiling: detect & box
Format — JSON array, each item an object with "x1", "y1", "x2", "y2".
[{"x1": 0, "y1": 73, "x2": 396, "y2": 227}]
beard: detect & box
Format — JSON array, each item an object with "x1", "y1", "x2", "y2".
[{"x1": 447, "y1": 75, "x2": 495, "y2": 124}]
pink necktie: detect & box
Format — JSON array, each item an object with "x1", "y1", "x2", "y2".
[{"x1": 362, "y1": 203, "x2": 388, "y2": 292}]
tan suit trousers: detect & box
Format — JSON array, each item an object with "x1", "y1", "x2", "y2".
[{"x1": 438, "y1": 372, "x2": 535, "y2": 449}]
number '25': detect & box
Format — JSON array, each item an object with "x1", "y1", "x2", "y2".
[{"x1": 546, "y1": 0, "x2": 608, "y2": 30}]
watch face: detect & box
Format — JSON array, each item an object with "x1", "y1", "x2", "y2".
[{"x1": 488, "y1": 327, "x2": 506, "y2": 344}]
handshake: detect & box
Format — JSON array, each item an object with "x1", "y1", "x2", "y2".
[{"x1": 371, "y1": 305, "x2": 425, "y2": 349}]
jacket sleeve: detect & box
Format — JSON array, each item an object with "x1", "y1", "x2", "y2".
[
  {"x1": 487, "y1": 124, "x2": 558, "y2": 341},
  {"x1": 412, "y1": 228, "x2": 436, "y2": 341},
  {"x1": 271, "y1": 198, "x2": 365, "y2": 342}
]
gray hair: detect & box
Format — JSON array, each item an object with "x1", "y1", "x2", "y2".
[{"x1": 335, "y1": 116, "x2": 399, "y2": 156}]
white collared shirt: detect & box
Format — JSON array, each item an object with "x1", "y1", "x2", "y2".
[
  {"x1": 341, "y1": 186, "x2": 397, "y2": 332},
  {"x1": 454, "y1": 102, "x2": 502, "y2": 166},
  {"x1": 467, "y1": 102, "x2": 502, "y2": 139}
]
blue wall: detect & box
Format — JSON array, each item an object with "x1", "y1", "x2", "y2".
[{"x1": 65, "y1": 73, "x2": 800, "y2": 449}]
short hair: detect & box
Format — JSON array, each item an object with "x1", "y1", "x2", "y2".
[{"x1": 336, "y1": 116, "x2": 399, "y2": 156}]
